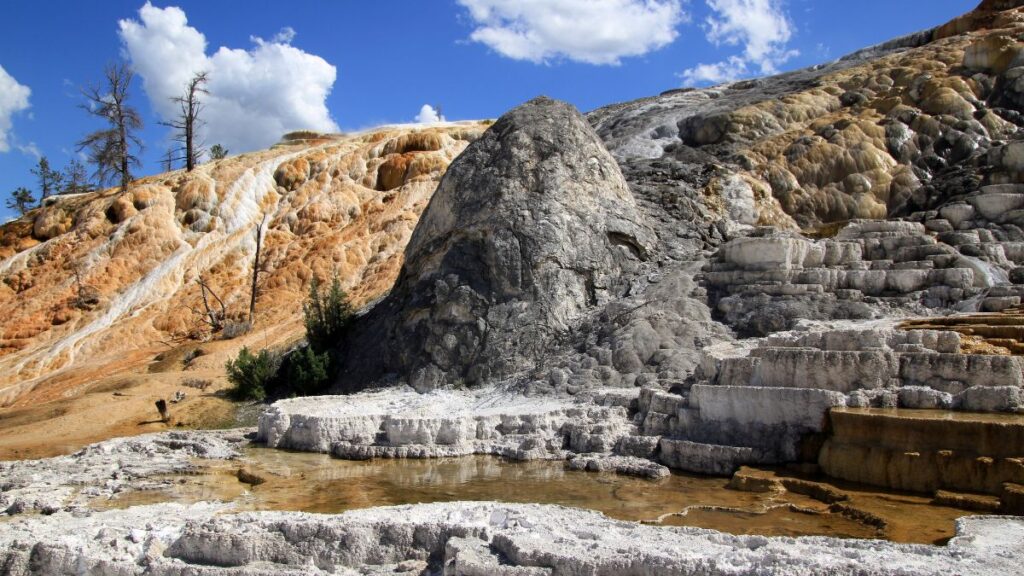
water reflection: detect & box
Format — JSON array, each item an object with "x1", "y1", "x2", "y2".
[{"x1": 92, "y1": 445, "x2": 980, "y2": 544}]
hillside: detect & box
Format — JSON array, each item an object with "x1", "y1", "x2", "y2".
[
  {"x1": 6, "y1": 0, "x2": 1024, "y2": 457},
  {"x1": 5, "y1": 1, "x2": 1024, "y2": 574},
  {"x1": 0, "y1": 122, "x2": 484, "y2": 456}
]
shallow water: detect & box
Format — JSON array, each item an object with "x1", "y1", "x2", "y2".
[{"x1": 91, "y1": 445, "x2": 983, "y2": 544}]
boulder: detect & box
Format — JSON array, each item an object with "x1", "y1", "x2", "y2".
[{"x1": 338, "y1": 97, "x2": 654, "y2": 390}]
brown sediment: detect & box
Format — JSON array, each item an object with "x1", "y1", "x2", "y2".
[
  {"x1": 728, "y1": 465, "x2": 987, "y2": 544},
  {"x1": 0, "y1": 364, "x2": 238, "y2": 460},
  {"x1": 819, "y1": 408, "x2": 1024, "y2": 502},
  {"x1": 660, "y1": 506, "x2": 879, "y2": 540},
  {"x1": 932, "y1": 490, "x2": 1002, "y2": 512},
  {"x1": 901, "y1": 308, "x2": 1024, "y2": 355},
  {"x1": 90, "y1": 448, "x2": 986, "y2": 545}
]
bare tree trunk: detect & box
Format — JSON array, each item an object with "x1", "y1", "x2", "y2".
[
  {"x1": 249, "y1": 217, "x2": 265, "y2": 326},
  {"x1": 119, "y1": 110, "x2": 129, "y2": 192},
  {"x1": 73, "y1": 266, "x2": 82, "y2": 301},
  {"x1": 112, "y1": 66, "x2": 130, "y2": 193},
  {"x1": 185, "y1": 106, "x2": 194, "y2": 171},
  {"x1": 195, "y1": 275, "x2": 226, "y2": 332},
  {"x1": 162, "y1": 72, "x2": 208, "y2": 172}
]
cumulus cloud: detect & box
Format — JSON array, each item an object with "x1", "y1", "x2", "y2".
[
  {"x1": 119, "y1": 2, "x2": 338, "y2": 154},
  {"x1": 680, "y1": 0, "x2": 798, "y2": 86},
  {"x1": 415, "y1": 104, "x2": 445, "y2": 124},
  {"x1": 457, "y1": 0, "x2": 686, "y2": 65},
  {"x1": 0, "y1": 65, "x2": 31, "y2": 153}
]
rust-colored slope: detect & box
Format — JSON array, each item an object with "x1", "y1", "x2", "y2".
[{"x1": 0, "y1": 124, "x2": 484, "y2": 450}]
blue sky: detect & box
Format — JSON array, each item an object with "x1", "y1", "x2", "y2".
[{"x1": 0, "y1": 0, "x2": 976, "y2": 221}]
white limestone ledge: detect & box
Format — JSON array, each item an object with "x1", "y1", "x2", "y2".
[
  {"x1": 700, "y1": 319, "x2": 1024, "y2": 413},
  {"x1": 257, "y1": 386, "x2": 637, "y2": 462},
  {"x1": 0, "y1": 429, "x2": 246, "y2": 517},
  {"x1": 1, "y1": 501, "x2": 1022, "y2": 575}
]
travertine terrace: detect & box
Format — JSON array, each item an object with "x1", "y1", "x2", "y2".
[{"x1": 5, "y1": 1, "x2": 1024, "y2": 574}]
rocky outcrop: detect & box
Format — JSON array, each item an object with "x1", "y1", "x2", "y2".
[
  {"x1": 702, "y1": 320, "x2": 1024, "y2": 408},
  {"x1": 11, "y1": 3, "x2": 1024, "y2": 572},
  {"x1": 338, "y1": 97, "x2": 654, "y2": 390},
  {"x1": 704, "y1": 218, "x2": 1024, "y2": 337},
  {"x1": 615, "y1": 316, "x2": 1024, "y2": 477},
  {"x1": 257, "y1": 385, "x2": 672, "y2": 477},
  {"x1": 0, "y1": 429, "x2": 245, "y2": 515},
  {"x1": 1, "y1": 501, "x2": 1021, "y2": 575},
  {"x1": 589, "y1": 4, "x2": 1024, "y2": 233}
]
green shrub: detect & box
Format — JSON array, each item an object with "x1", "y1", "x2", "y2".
[
  {"x1": 225, "y1": 347, "x2": 280, "y2": 401},
  {"x1": 287, "y1": 345, "x2": 331, "y2": 395},
  {"x1": 303, "y1": 275, "x2": 352, "y2": 353}
]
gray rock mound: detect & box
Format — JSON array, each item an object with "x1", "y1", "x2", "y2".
[{"x1": 339, "y1": 97, "x2": 654, "y2": 391}]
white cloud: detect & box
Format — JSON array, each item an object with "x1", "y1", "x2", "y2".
[
  {"x1": 16, "y1": 142, "x2": 41, "y2": 159},
  {"x1": 680, "y1": 0, "x2": 798, "y2": 86},
  {"x1": 457, "y1": 0, "x2": 686, "y2": 65},
  {"x1": 680, "y1": 56, "x2": 749, "y2": 85},
  {"x1": 119, "y1": 2, "x2": 339, "y2": 154},
  {"x1": 0, "y1": 65, "x2": 31, "y2": 153},
  {"x1": 268, "y1": 26, "x2": 296, "y2": 45},
  {"x1": 415, "y1": 104, "x2": 445, "y2": 124}
]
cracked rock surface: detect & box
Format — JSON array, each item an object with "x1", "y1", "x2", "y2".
[
  {"x1": 337, "y1": 97, "x2": 656, "y2": 392},
  {"x1": 1, "y1": 501, "x2": 1022, "y2": 575},
  {"x1": 0, "y1": 429, "x2": 245, "y2": 516}
]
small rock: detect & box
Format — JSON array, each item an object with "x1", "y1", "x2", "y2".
[{"x1": 236, "y1": 468, "x2": 266, "y2": 486}]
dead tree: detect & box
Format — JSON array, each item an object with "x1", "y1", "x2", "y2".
[
  {"x1": 249, "y1": 217, "x2": 266, "y2": 325},
  {"x1": 191, "y1": 274, "x2": 226, "y2": 334},
  {"x1": 68, "y1": 261, "x2": 100, "y2": 310},
  {"x1": 160, "y1": 147, "x2": 177, "y2": 172},
  {"x1": 161, "y1": 71, "x2": 209, "y2": 171},
  {"x1": 77, "y1": 63, "x2": 143, "y2": 193}
]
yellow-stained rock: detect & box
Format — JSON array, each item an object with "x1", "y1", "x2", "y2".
[{"x1": 0, "y1": 122, "x2": 487, "y2": 409}]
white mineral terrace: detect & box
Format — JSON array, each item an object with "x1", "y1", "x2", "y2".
[
  {"x1": 1, "y1": 500, "x2": 1022, "y2": 575},
  {"x1": 257, "y1": 386, "x2": 644, "y2": 464}
]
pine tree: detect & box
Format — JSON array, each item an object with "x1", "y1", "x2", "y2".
[
  {"x1": 77, "y1": 63, "x2": 143, "y2": 193},
  {"x1": 30, "y1": 156, "x2": 62, "y2": 204},
  {"x1": 209, "y1": 144, "x2": 228, "y2": 160},
  {"x1": 302, "y1": 275, "x2": 353, "y2": 353},
  {"x1": 6, "y1": 187, "x2": 35, "y2": 215},
  {"x1": 60, "y1": 159, "x2": 94, "y2": 195}
]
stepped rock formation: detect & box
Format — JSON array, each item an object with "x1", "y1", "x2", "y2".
[
  {"x1": 7, "y1": 2, "x2": 1024, "y2": 573},
  {"x1": 338, "y1": 97, "x2": 656, "y2": 390},
  {"x1": 263, "y1": 0, "x2": 1024, "y2": 503}
]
